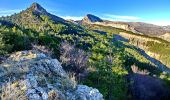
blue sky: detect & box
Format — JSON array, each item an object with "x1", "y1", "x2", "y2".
[{"x1": 0, "y1": 0, "x2": 170, "y2": 26}]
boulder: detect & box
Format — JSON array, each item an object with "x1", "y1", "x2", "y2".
[{"x1": 73, "y1": 85, "x2": 103, "y2": 100}]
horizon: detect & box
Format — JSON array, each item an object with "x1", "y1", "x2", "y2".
[{"x1": 0, "y1": 0, "x2": 170, "y2": 26}]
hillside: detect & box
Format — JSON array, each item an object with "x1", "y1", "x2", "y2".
[
  {"x1": 79, "y1": 14, "x2": 170, "y2": 42},
  {"x1": 0, "y1": 3, "x2": 170, "y2": 100},
  {"x1": 87, "y1": 24, "x2": 170, "y2": 70},
  {"x1": 0, "y1": 3, "x2": 65, "y2": 31}
]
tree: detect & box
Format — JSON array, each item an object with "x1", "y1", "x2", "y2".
[{"x1": 0, "y1": 33, "x2": 12, "y2": 55}]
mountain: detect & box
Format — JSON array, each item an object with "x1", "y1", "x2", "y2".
[
  {"x1": 81, "y1": 14, "x2": 103, "y2": 24},
  {"x1": 29, "y1": 2, "x2": 48, "y2": 15},
  {"x1": 1, "y1": 3, "x2": 170, "y2": 100},
  {"x1": 127, "y1": 22, "x2": 166, "y2": 35},
  {"x1": 0, "y1": 3, "x2": 65, "y2": 30},
  {"x1": 163, "y1": 25, "x2": 170, "y2": 31},
  {"x1": 28, "y1": 3, "x2": 65, "y2": 22},
  {"x1": 79, "y1": 15, "x2": 170, "y2": 41}
]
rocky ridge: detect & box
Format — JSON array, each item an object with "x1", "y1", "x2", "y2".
[{"x1": 0, "y1": 50, "x2": 103, "y2": 100}]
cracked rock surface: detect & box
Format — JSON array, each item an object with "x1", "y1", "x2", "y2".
[{"x1": 0, "y1": 50, "x2": 103, "y2": 100}]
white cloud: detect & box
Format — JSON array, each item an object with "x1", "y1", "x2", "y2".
[
  {"x1": 0, "y1": 9, "x2": 21, "y2": 16},
  {"x1": 59, "y1": 15, "x2": 83, "y2": 20},
  {"x1": 102, "y1": 14, "x2": 170, "y2": 26},
  {"x1": 103, "y1": 14, "x2": 141, "y2": 21},
  {"x1": 147, "y1": 21, "x2": 170, "y2": 26}
]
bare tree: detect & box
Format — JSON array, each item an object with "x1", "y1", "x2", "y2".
[{"x1": 59, "y1": 41, "x2": 89, "y2": 74}]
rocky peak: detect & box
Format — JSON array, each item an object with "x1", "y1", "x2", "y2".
[
  {"x1": 28, "y1": 2, "x2": 47, "y2": 14},
  {"x1": 82, "y1": 14, "x2": 103, "y2": 23}
]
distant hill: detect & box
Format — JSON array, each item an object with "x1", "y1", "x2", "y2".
[
  {"x1": 127, "y1": 22, "x2": 166, "y2": 36},
  {"x1": 163, "y1": 25, "x2": 170, "y2": 31},
  {"x1": 78, "y1": 15, "x2": 170, "y2": 42}
]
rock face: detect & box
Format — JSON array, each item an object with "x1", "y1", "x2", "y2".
[
  {"x1": 29, "y1": 2, "x2": 48, "y2": 15},
  {"x1": 159, "y1": 32, "x2": 170, "y2": 42},
  {"x1": 82, "y1": 14, "x2": 103, "y2": 24},
  {"x1": 95, "y1": 21, "x2": 139, "y2": 33},
  {"x1": 0, "y1": 50, "x2": 103, "y2": 100}
]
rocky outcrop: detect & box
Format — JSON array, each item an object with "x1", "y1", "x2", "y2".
[
  {"x1": 0, "y1": 50, "x2": 103, "y2": 100},
  {"x1": 29, "y1": 3, "x2": 48, "y2": 15},
  {"x1": 74, "y1": 85, "x2": 103, "y2": 100},
  {"x1": 94, "y1": 21, "x2": 140, "y2": 34},
  {"x1": 159, "y1": 32, "x2": 170, "y2": 42}
]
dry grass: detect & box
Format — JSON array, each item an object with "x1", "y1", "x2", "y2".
[
  {"x1": 0, "y1": 80, "x2": 27, "y2": 100},
  {"x1": 131, "y1": 65, "x2": 149, "y2": 75},
  {"x1": 32, "y1": 44, "x2": 53, "y2": 57}
]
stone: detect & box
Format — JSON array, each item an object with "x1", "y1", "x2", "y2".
[
  {"x1": 35, "y1": 87, "x2": 48, "y2": 100},
  {"x1": 26, "y1": 89, "x2": 36, "y2": 95},
  {"x1": 29, "y1": 94, "x2": 41, "y2": 100},
  {"x1": 37, "y1": 53, "x2": 46, "y2": 58},
  {"x1": 26, "y1": 74, "x2": 38, "y2": 88},
  {"x1": 74, "y1": 85, "x2": 103, "y2": 100}
]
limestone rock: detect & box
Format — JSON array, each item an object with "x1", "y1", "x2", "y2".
[
  {"x1": 74, "y1": 85, "x2": 103, "y2": 100},
  {"x1": 0, "y1": 50, "x2": 103, "y2": 100}
]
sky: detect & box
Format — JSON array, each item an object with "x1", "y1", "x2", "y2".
[{"x1": 0, "y1": 0, "x2": 170, "y2": 26}]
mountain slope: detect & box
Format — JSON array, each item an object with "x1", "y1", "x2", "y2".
[
  {"x1": 79, "y1": 15, "x2": 170, "y2": 42},
  {"x1": 0, "y1": 3, "x2": 65, "y2": 31},
  {"x1": 128, "y1": 22, "x2": 166, "y2": 36}
]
